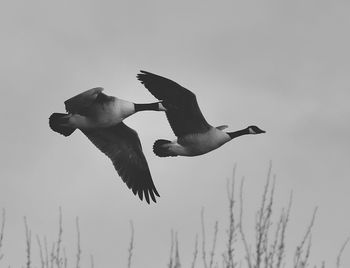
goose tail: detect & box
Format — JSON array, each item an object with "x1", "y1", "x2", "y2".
[
  {"x1": 49, "y1": 113, "x2": 76, "y2": 137},
  {"x1": 153, "y1": 139, "x2": 177, "y2": 157}
]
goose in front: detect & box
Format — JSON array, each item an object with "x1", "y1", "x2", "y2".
[
  {"x1": 49, "y1": 87, "x2": 166, "y2": 203},
  {"x1": 137, "y1": 71, "x2": 265, "y2": 157}
]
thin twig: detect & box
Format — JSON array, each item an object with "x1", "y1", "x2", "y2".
[
  {"x1": 174, "y1": 233, "x2": 181, "y2": 268},
  {"x1": 336, "y1": 237, "x2": 350, "y2": 268},
  {"x1": 168, "y1": 230, "x2": 174, "y2": 268},
  {"x1": 191, "y1": 234, "x2": 198, "y2": 268},
  {"x1": 75, "y1": 217, "x2": 81, "y2": 268},
  {"x1": 255, "y1": 163, "x2": 273, "y2": 268},
  {"x1": 209, "y1": 221, "x2": 218, "y2": 268},
  {"x1": 225, "y1": 164, "x2": 237, "y2": 268},
  {"x1": 50, "y1": 242, "x2": 55, "y2": 268},
  {"x1": 56, "y1": 207, "x2": 63, "y2": 268},
  {"x1": 0, "y1": 209, "x2": 5, "y2": 261},
  {"x1": 36, "y1": 235, "x2": 45, "y2": 268},
  {"x1": 63, "y1": 248, "x2": 67, "y2": 268},
  {"x1": 127, "y1": 221, "x2": 134, "y2": 268},
  {"x1": 24, "y1": 217, "x2": 32, "y2": 268},
  {"x1": 44, "y1": 236, "x2": 49, "y2": 268},
  {"x1": 239, "y1": 178, "x2": 252, "y2": 268},
  {"x1": 276, "y1": 191, "x2": 293, "y2": 268},
  {"x1": 201, "y1": 208, "x2": 208, "y2": 268},
  {"x1": 294, "y1": 207, "x2": 318, "y2": 268}
]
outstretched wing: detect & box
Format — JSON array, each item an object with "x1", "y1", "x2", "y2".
[
  {"x1": 64, "y1": 87, "x2": 104, "y2": 115},
  {"x1": 137, "y1": 71, "x2": 211, "y2": 137},
  {"x1": 82, "y1": 122, "x2": 159, "y2": 204}
]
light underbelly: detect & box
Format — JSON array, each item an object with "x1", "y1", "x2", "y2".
[
  {"x1": 69, "y1": 100, "x2": 135, "y2": 129},
  {"x1": 176, "y1": 131, "x2": 230, "y2": 156}
]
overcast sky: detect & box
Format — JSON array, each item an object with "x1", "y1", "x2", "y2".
[{"x1": 1, "y1": 0, "x2": 350, "y2": 267}]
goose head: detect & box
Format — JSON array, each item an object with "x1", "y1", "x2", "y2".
[{"x1": 247, "y1": 125, "x2": 265, "y2": 134}]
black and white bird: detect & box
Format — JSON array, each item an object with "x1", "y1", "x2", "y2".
[
  {"x1": 137, "y1": 71, "x2": 265, "y2": 157},
  {"x1": 49, "y1": 87, "x2": 166, "y2": 203}
]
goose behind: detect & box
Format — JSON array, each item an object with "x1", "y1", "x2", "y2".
[{"x1": 49, "y1": 87, "x2": 165, "y2": 204}]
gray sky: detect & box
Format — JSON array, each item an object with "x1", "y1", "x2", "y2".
[{"x1": 1, "y1": 0, "x2": 350, "y2": 267}]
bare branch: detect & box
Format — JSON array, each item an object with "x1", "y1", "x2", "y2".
[
  {"x1": 0, "y1": 208, "x2": 5, "y2": 261},
  {"x1": 224, "y1": 165, "x2": 237, "y2": 268},
  {"x1": 239, "y1": 178, "x2": 252, "y2": 268},
  {"x1": 75, "y1": 217, "x2": 81, "y2": 268},
  {"x1": 201, "y1": 208, "x2": 208, "y2": 268},
  {"x1": 55, "y1": 207, "x2": 63, "y2": 268},
  {"x1": 276, "y1": 192, "x2": 293, "y2": 268},
  {"x1": 255, "y1": 163, "x2": 273, "y2": 268},
  {"x1": 294, "y1": 208, "x2": 318, "y2": 268},
  {"x1": 336, "y1": 237, "x2": 350, "y2": 268},
  {"x1": 36, "y1": 235, "x2": 45, "y2": 268},
  {"x1": 209, "y1": 221, "x2": 218, "y2": 268},
  {"x1": 174, "y1": 233, "x2": 181, "y2": 268},
  {"x1": 168, "y1": 230, "x2": 174, "y2": 268},
  {"x1": 191, "y1": 234, "x2": 198, "y2": 268},
  {"x1": 44, "y1": 236, "x2": 49, "y2": 268},
  {"x1": 63, "y1": 248, "x2": 67, "y2": 268},
  {"x1": 50, "y1": 242, "x2": 55, "y2": 268},
  {"x1": 24, "y1": 217, "x2": 32, "y2": 268},
  {"x1": 127, "y1": 221, "x2": 134, "y2": 268}
]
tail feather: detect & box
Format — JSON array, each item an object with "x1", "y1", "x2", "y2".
[
  {"x1": 153, "y1": 139, "x2": 177, "y2": 157},
  {"x1": 49, "y1": 113, "x2": 76, "y2": 137}
]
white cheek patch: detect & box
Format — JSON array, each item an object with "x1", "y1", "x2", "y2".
[{"x1": 248, "y1": 127, "x2": 256, "y2": 134}]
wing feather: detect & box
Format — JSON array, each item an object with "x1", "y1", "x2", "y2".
[
  {"x1": 137, "y1": 71, "x2": 211, "y2": 137},
  {"x1": 82, "y1": 122, "x2": 159, "y2": 203}
]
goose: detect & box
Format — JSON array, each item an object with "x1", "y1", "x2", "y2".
[
  {"x1": 49, "y1": 87, "x2": 166, "y2": 203},
  {"x1": 137, "y1": 71, "x2": 265, "y2": 157}
]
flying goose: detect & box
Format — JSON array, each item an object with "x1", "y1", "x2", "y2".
[
  {"x1": 137, "y1": 71, "x2": 265, "y2": 157},
  {"x1": 49, "y1": 87, "x2": 166, "y2": 203}
]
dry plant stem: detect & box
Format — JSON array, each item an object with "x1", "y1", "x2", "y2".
[
  {"x1": 127, "y1": 221, "x2": 134, "y2": 268},
  {"x1": 168, "y1": 230, "x2": 174, "y2": 268},
  {"x1": 36, "y1": 235, "x2": 45, "y2": 268},
  {"x1": 44, "y1": 236, "x2": 49, "y2": 268},
  {"x1": 63, "y1": 248, "x2": 67, "y2": 268},
  {"x1": 50, "y1": 243, "x2": 55, "y2": 268},
  {"x1": 55, "y1": 207, "x2": 63, "y2": 268},
  {"x1": 255, "y1": 163, "x2": 274, "y2": 268},
  {"x1": 75, "y1": 217, "x2": 81, "y2": 268},
  {"x1": 239, "y1": 178, "x2": 253, "y2": 268},
  {"x1": 225, "y1": 164, "x2": 237, "y2": 268},
  {"x1": 267, "y1": 212, "x2": 283, "y2": 268},
  {"x1": 24, "y1": 217, "x2": 32, "y2": 268},
  {"x1": 274, "y1": 192, "x2": 293, "y2": 268},
  {"x1": 201, "y1": 208, "x2": 208, "y2": 268},
  {"x1": 336, "y1": 237, "x2": 350, "y2": 268},
  {"x1": 209, "y1": 221, "x2": 218, "y2": 268},
  {"x1": 174, "y1": 233, "x2": 181, "y2": 268},
  {"x1": 0, "y1": 208, "x2": 5, "y2": 261},
  {"x1": 191, "y1": 234, "x2": 198, "y2": 268},
  {"x1": 293, "y1": 207, "x2": 318, "y2": 268}
]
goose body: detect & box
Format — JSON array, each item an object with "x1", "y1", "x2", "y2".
[
  {"x1": 163, "y1": 128, "x2": 231, "y2": 157},
  {"x1": 137, "y1": 71, "x2": 265, "y2": 157},
  {"x1": 60, "y1": 87, "x2": 143, "y2": 129},
  {"x1": 49, "y1": 87, "x2": 165, "y2": 203}
]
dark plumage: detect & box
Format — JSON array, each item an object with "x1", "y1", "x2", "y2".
[
  {"x1": 49, "y1": 87, "x2": 164, "y2": 203},
  {"x1": 137, "y1": 71, "x2": 265, "y2": 157}
]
